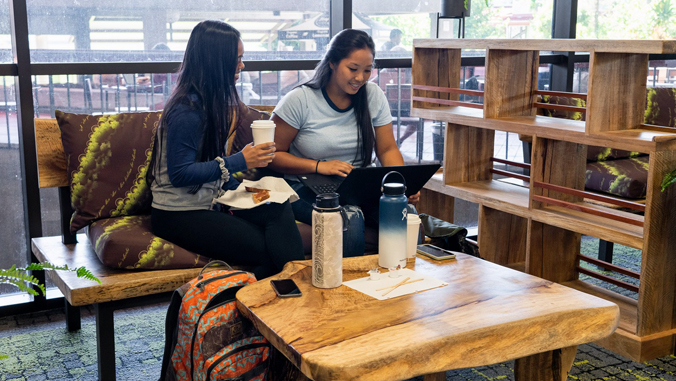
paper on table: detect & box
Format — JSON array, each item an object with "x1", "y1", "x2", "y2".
[
  {"x1": 342, "y1": 268, "x2": 448, "y2": 300},
  {"x1": 214, "y1": 177, "x2": 299, "y2": 210}
]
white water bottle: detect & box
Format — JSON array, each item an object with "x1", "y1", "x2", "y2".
[{"x1": 312, "y1": 193, "x2": 347, "y2": 288}]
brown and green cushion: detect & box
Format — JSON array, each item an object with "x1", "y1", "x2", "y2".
[
  {"x1": 585, "y1": 156, "x2": 649, "y2": 199},
  {"x1": 87, "y1": 215, "x2": 209, "y2": 269},
  {"x1": 56, "y1": 110, "x2": 160, "y2": 233}
]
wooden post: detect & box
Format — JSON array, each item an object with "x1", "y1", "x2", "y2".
[
  {"x1": 514, "y1": 346, "x2": 577, "y2": 381},
  {"x1": 479, "y1": 205, "x2": 527, "y2": 267},
  {"x1": 529, "y1": 136, "x2": 586, "y2": 209},
  {"x1": 484, "y1": 49, "x2": 539, "y2": 119},
  {"x1": 586, "y1": 52, "x2": 648, "y2": 134},
  {"x1": 443, "y1": 123, "x2": 495, "y2": 185},
  {"x1": 637, "y1": 150, "x2": 676, "y2": 337},
  {"x1": 417, "y1": 187, "x2": 455, "y2": 224}
]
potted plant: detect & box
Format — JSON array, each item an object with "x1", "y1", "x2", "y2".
[{"x1": 440, "y1": 0, "x2": 472, "y2": 18}]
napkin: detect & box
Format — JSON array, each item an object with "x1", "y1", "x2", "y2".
[{"x1": 214, "y1": 177, "x2": 299, "y2": 210}]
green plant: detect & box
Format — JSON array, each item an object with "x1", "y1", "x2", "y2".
[
  {"x1": 1, "y1": 262, "x2": 100, "y2": 360},
  {"x1": 0, "y1": 262, "x2": 100, "y2": 296},
  {"x1": 661, "y1": 169, "x2": 676, "y2": 192}
]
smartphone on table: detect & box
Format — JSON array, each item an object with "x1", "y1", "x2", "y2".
[
  {"x1": 416, "y1": 244, "x2": 457, "y2": 260},
  {"x1": 270, "y1": 279, "x2": 302, "y2": 298}
]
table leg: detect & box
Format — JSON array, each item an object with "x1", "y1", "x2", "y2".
[
  {"x1": 64, "y1": 300, "x2": 80, "y2": 332},
  {"x1": 514, "y1": 345, "x2": 577, "y2": 381},
  {"x1": 423, "y1": 372, "x2": 446, "y2": 381},
  {"x1": 95, "y1": 302, "x2": 116, "y2": 381}
]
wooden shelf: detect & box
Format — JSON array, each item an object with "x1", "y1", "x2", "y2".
[
  {"x1": 412, "y1": 106, "x2": 676, "y2": 152},
  {"x1": 532, "y1": 205, "x2": 644, "y2": 250},
  {"x1": 415, "y1": 38, "x2": 676, "y2": 362},
  {"x1": 413, "y1": 38, "x2": 676, "y2": 54},
  {"x1": 425, "y1": 176, "x2": 530, "y2": 218}
]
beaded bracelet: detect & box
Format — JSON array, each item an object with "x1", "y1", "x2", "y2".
[{"x1": 215, "y1": 157, "x2": 230, "y2": 182}]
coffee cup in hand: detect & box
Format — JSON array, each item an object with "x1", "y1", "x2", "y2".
[{"x1": 251, "y1": 120, "x2": 275, "y2": 146}]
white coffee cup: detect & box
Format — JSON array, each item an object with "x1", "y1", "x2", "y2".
[
  {"x1": 251, "y1": 120, "x2": 275, "y2": 146},
  {"x1": 406, "y1": 213, "x2": 421, "y2": 260}
]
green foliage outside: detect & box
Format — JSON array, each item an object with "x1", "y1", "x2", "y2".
[{"x1": 577, "y1": 0, "x2": 676, "y2": 39}]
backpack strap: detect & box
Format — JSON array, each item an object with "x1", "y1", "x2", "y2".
[{"x1": 159, "y1": 287, "x2": 187, "y2": 381}]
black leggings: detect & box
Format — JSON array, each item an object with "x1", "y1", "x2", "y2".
[{"x1": 151, "y1": 201, "x2": 304, "y2": 280}]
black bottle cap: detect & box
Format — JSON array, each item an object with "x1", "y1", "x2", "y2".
[
  {"x1": 383, "y1": 182, "x2": 405, "y2": 195},
  {"x1": 315, "y1": 192, "x2": 340, "y2": 209}
]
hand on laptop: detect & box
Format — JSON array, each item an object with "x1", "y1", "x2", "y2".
[
  {"x1": 317, "y1": 160, "x2": 354, "y2": 177},
  {"x1": 407, "y1": 191, "x2": 420, "y2": 205}
]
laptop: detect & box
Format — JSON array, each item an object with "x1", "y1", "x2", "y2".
[{"x1": 297, "y1": 164, "x2": 440, "y2": 206}]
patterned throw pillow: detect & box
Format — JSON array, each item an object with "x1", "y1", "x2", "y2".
[
  {"x1": 585, "y1": 156, "x2": 650, "y2": 199},
  {"x1": 87, "y1": 215, "x2": 209, "y2": 270},
  {"x1": 56, "y1": 110, "x2": 161, "y2": 233}
]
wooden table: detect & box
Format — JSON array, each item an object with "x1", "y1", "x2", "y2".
[{"x1": 236, "y1": 254, "x2": 619, "y2": 381}]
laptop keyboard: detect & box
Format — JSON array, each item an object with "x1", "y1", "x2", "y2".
[{"x1": 313, "y1": 183, "x2": 339, "y2": 194}]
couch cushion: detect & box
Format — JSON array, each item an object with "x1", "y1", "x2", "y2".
[
  {"x1": 586, "y1": 146, "x2": 644, "y2": 162},
  {"x1": 538, "y1": 95, "x2": 587, "y2": 121},
  {"x1": 56, "y1": 111, "x2": 160, "y2": 233},
  {"x1": 585, "y1": 156, "x2": 649, "y2": 199},
  {"x1": 645, "y1": 87, "x2": 676, "y2": 127},
  {"x1": 87, "y1": 215, "x2": 209, "y2": 269}
]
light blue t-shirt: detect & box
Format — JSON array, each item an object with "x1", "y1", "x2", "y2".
[{"x1": 273, "y1": 82, "x2": 392, "y2": 168}]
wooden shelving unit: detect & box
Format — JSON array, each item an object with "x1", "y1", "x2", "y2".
[{"x1": 413, "y1": 38, "x2": 676, "y2": 362}]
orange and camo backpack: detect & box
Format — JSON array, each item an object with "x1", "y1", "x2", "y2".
[{"x1": 160, "y1": 261, "x2": 270, "y2": 381}]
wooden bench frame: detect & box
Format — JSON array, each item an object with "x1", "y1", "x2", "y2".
[{"x1": 32, "y1": 117, "x2": 209, "y2": 381}]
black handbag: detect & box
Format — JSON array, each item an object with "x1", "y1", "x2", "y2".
[{"x1": 419, "y1": 213, "x2": 480, "y2": 257}]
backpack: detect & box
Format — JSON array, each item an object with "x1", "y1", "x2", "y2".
[{"x1": 160, "y1": 261, "x2": 270, "y2": 381}]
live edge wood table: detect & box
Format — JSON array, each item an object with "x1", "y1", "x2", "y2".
[{"x1": 236, "y1": 254, "x2": 619, "y2": 381}]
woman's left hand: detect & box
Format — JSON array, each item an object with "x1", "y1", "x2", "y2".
[{"x1": 407, "y1": 191, "x2": 420, "y2": 205}]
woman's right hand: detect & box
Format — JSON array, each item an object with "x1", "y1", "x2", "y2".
[
  {"x1": 317, "y1": 160, "x2": 354, "y2": 177},
  {"x1": 241, "y1": 143, "x2": 276, "y2": 169}
]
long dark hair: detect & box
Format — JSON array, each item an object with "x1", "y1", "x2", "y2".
[
  {"x1": 305, "y1": 29, "x2": 376, "y2": 166},
  {"x1": 147, "y1": 20, "x2": 241, "y2": 193}
]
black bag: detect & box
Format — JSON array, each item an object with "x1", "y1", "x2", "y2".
[{"x1": 419, "y1": 213, "x2": 480, "y2": 257}]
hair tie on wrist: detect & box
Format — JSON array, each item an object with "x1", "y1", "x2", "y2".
[{"x1": 315, "y1": 160, "x2": 320, "y2": 174}]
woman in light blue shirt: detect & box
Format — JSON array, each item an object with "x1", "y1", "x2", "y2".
[{"x1": 271, "y1": 29, "x2": 418, "y2": 251}]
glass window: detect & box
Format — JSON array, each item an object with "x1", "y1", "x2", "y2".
[
  {"x1": 26, "y1": 3, "x2": 330, "y2": 62},
  {"x1": 578, "y1": 1, "x2": 676, "y2": 39},
  {"x1": 0, "y1": 0, "x2": 13, "y2": 62},
  {"x1": 0, "y1": 76, "x2": 27, "y2": 297},
  {"x1": 360, "y1": 0, "x2": 553, "y2": 59}
]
